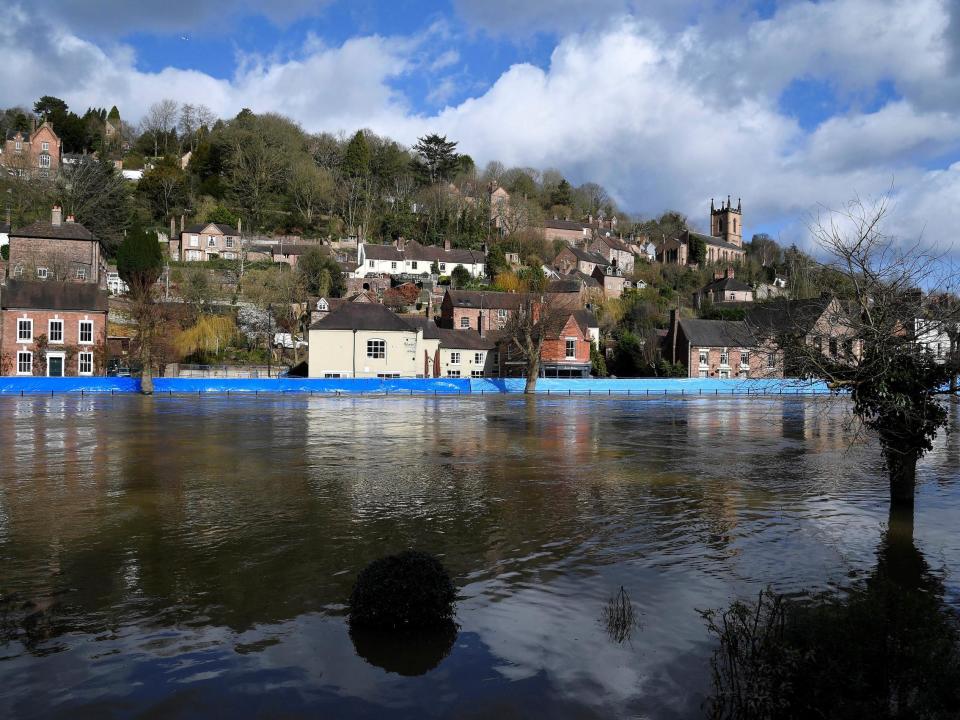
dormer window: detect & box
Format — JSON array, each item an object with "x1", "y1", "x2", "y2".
[
  {"x1": 14, "y1": 140, "x2": 21, "y2": 151},
  {"x1": 41, "y1": 141, "x2": 49, "y2": 151}
]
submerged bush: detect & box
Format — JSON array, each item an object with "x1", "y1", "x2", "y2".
[{"x1": 349, "y1": 550, "x2": 456, "y2": 630}]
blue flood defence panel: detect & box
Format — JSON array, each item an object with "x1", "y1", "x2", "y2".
[
  {"x1": 0, "y1": 376, "x2": 831, "y2": 395},
  {"x1": 469, "y1": 378, "x2": 833, "y2": 395},
  {"x1": 0, "y1": 377, "x2": 140, "y2": 394}
]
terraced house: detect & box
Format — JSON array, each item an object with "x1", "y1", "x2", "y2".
[{"x1": 356, "y1": 237, "x2": 485, "y2": 278}]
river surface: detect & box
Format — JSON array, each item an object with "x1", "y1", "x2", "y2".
[{"x1": 0, "y1": 395, "x2": 958, "y2": 719}]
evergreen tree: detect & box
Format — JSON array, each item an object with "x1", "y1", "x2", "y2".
[
  {"x1": 342, "y1": 131, "x2": 371, "y2": 178},
  {"x1": 412, "y1": 134, "x2": 459, "y2": 185}
]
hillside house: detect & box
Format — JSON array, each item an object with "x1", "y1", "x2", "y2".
[
  {"x1": 357, "y1": 238, "x2": 485, "y2": 278},
  {"x1": 173, "y1": 223, "x2": 242, "y2": 261},
  {"x1": 692, "y1": 267, "x2": 754, "y2": 308},
  {"x1": 664, "y1": 310, "x2": 781, "y2": 379},
  {"x1": 1, "y1": 121, "x2": 61, "y2": 178},
  {"x1": 8, "y1": 207, "x2": 105, "y2": 286}
]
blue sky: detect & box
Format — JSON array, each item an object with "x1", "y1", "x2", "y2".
[{"x1": 3, "y1": 0, "x2": 960, "y2": 253}]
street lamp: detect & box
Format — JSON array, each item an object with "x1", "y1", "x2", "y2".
[{"x1": 267, "y1": 302, "x2": 273, "y2": 378}]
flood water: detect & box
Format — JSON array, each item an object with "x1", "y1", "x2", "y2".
[{"x1": 1, "y1": 395, "x2": 959, "y2": 719}]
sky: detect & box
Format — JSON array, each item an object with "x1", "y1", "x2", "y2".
[{"x1": 3, "y1": 0, "x2": 960, "y2": 255}]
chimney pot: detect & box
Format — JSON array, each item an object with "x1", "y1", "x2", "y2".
[
  {"x1": 443, "y1": 237, "x2": 451, "y2": 252},
  {"x1": 51, "y1": 206, "x2": 62, "y2": 226},
  {"x1": 65, "y1": 214, "x2": 75, "y2": 223}
]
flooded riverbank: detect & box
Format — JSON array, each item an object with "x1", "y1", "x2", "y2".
[{"x1": 1, "y1": 395, "x2": 957, "y2": 718}]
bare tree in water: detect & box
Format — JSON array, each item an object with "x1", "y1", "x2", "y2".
[
  {"x1": 501, "y1": 290, "x2": 573, "y2": 394},
  {"x1": 755, "y1": 194, "x2": 960, "y2": 518}
]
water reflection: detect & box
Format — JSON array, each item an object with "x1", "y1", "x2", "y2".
[{"x1": 0, "y1": 395, "x2": 956, "y2": 718}]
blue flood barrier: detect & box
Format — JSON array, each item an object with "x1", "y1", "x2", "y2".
[{"x1": 0, "y1": 376, "x2": 832, "y2": 396}]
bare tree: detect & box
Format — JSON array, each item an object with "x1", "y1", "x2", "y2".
[
  {"x1": 141, "y1": 99, "x2": 179, "y2": 157},
  {"x1": 289, "y1": 160, "x2": 334, "y2": 226},
  {"x1": 501, "y1": 289, "x2": 576, "y2": 394},
  {"x1": 758, "y1": 194, "x2": 960, "y2": 520}
]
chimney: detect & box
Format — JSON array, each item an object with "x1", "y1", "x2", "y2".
[
  {"x1": 396, "y1": 236, "x2": 405, "y2": 252},
  {"x1": 65, "y1": 214, "x2": 75, "y2": 223},
  {"x1": 179, "y1": 214, "x2": 185, "y2": 232},
  {"x1": 444, "y1": 237, "x2": 451, "y2": 252},
  {"x1": 170, "y1": 217, "x2": 176, "y2": 238},
  {"x1": 588, "y1": 214, "x2": 593, "y2": 225},
  {"x1": 237, "y1": 217, "x2": 242, "y2": 234},
  {"x1": 51, "y1": 206, "x2": 62, "y2": 226}
]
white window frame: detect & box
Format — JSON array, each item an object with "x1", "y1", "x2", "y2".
[
  {"x1": 14, "y1": 140, "x2": 22, "y2": 151},
  {"x1": 17, "y1": 318, "x2": 33, "y2": 342},
  {"x1": 77, "y1": 351, "x2": 94, "y2": 376},
  {"x1": 411, "y1": 261, "x2": 418, "y2": 270},
  {"x1": 450, "y1": 352, "x2": 461, "y2": 365},
  {"x1": 565, "y1": 338, "x2": 577, "y2": 359},
  {"x1": 376, "y1": 373, "x2": 400, "y2": 379},
  {"x1": 36, "y1": 267, "x2": 48, "y2": 279},
  {"x1": 767, "y1": 353, "x2": 776, "y2": 369},
  {"x1": 367, "y1": 339, "x2": 385, "y2": 359},
  {"x1": 719, "y1": 348, "x2": 730, "y2": 366},
  {"x1": 698, "y1": 349, "x2": 708, "y2": 366},
  {"x1": 13, "y1": 265, "x2": 23, "y2": 277},
  {"x1": 447, "y1": 370, "x2": 461, "y2": 378},
  {"x1": 323, "y1": 373, "x2": 341, "y2": 378},
  {"x1": 78, "y1": 320, "x2": 94, "y2": 345},
  {"x1": 207, "y1": 236, "x2": 217, "y2": 248},
  {"x1": 41, "y1": 141, "x2": 49, "y2": 151},
  {"x1": 189, "y1": 234, "x2": 199, "y2": 247},
  {"x1": 391, "y1": 261, "x2": 397, "y2": 269},
  {"x1": 225, "y1": 236, "x2": 234, "y2": 249},
  {"x1": 719, "y1": 369, "x2": 730, "y2": 379},
  {"x1": 740, "y1": 351, "x2": 750, "y2": 367},
  {"x1": 474, "y1": 352, "x2": 484, "y2": 365},
  {"x1": 460, "y1": 316, "x2": 470, "y2": 329},
  {"x1": 698, "y1": 369, "x2": 708, "y2": 378},
  {"x1": 368, "y1": 260, "x2": 375, "y2": 267},
  {"x1": 439, "y1": 263, "x2": 446, "y2": 272},
  {"x1": 38, "y1": 154, "x2": 51, "y2": 169},
  {"x1": 75, "y1": 267, "x2": 87, "y2": 280},
  {"x1": 48, "y1": 319, "x2": 64, "y2": 344},
  {"x1": 470, "y1": 370, "x2": 484, "y2": 378},
  {"x1": 17, "y1": 351, "x2": 32, "y2": 375}
]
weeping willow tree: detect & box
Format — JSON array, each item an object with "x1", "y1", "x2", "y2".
[{"x1": 175, "y1": 315, "x2": 237, "y2": 364}]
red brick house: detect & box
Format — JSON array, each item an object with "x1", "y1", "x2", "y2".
[
  {"x1": 1, "y1": 121, "x2": 61, "y2": 178},
  {"x1": 1, "y1": 281, "x2": 108, "y2": 376},
  {"x1": 441, "y1": 289, "x2": 526, "y2": 332},
  {"x1": 8, "y1": 207, "x2": 105, "y2": 287},
  {"x1": 497, "y1": 310, "x2": 594, "y2": 378},
  {"x1": 664, "y1": 309, "x2": 781, "y2": 378}
]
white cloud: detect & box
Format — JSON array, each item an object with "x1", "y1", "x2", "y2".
[{"x1": 3, "y1": 0, "x2": 959, "y2": 255}]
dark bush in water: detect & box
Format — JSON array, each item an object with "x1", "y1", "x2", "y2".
[{"x1": 349, "y1": 550, "x2": 456, "y2": 630}]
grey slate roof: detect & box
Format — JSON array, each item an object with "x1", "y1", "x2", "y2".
[
  {"x1": 363, "y1": 240, "x2": 485, "y2": 265},
  {"x1": 545, "y1": 218, "x2": 590, "y2": 231},
  {"x1": 11, "y1": 220, "x2": 95, "y2": 242},
  {"x1": 183, "y1": 223, "x2": 238, "y2": 235},
  {"x1": 573, "y1": 309, "x2": 599, "y2": 333},
  {"x1": 563, "y1": 246, "x2": 610, "y2": 266},
  {"x1": 745, "y1": 296, "x2": 834, "y2": 336},
  {"x1": 687, "y1": 231, "x2": 743, "y2": 253},
  {"x1": 1, "y1": 280, "x2": 108, "y2": 312},
  {"x1": 309, "y1": 302, "x2": 412, "y2": 332},
  {"x1": 436, "y1": 328, "x2": 496, "y2": 350},
  {"x1": 679, "y1": 318, "x2": 756, "y2": 348},
  {"x1": 444, "y1": 289, "x2": 525, "y2": 310},
  {"x1": 701, "y1": 276, "x2": 753, "y2": 294}
]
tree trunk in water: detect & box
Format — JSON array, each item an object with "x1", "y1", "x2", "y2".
[
  {"x1": 887, "y1": 450, "x2": 918, "y2": 513},
  {"x1": 140, "y1": 347, "x2": 154, "y2": 395},
  {"x1": 524, "y1": 354, "x2": 540, "y2": 394}
]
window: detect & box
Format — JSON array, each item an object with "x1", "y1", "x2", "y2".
[
  {"x1": 767, "y1": 353, "x2": 776, "y2": 369},
  {"x1": 391, "y1": 261, "x2": 398, "y2": 269},
  {"x1": 450, "y1": 352, "x2": 461, "y2": 365},
  {"x1": 17, "y1": 318, "x2": 32, "y2": 342},
  {"x1": 439, "y1": 263, "x2": 446, "y2": 272},
  {"x1": 829, "y1": 338, "x2": 838, "y2": 357},
  {"x1": 16, "y1": 351, "x2": 32, "y2": 375},
  {"x1": 719, "y1": 369, "x2": 730, "y2": 379},
  {"x1": 738, "y1": 370, "x2": 749, "y2": 379},
  {"x1": 474, "y1": 352, "x2": 485, "y2": 365},
  {"x1": 75, "y1": 267, "x2": 87, "y2": 281},
  {"x1": 41, "y1": 141, "x2": 49, "y2": 151},
  {"x1": 79, "y1": 320, "x2": 93, "y2": 345},
  {"x1": 36, "y1": 267, "x2": 48, "y2": 279},
  {"x1": 13, "y1": 265, "x2": 23, "y2": 277},
  {"x1": 471, "y1": 370, "x2": 484, "y2": 378},
  {"x1": 48, "y1": 320, "x2": 63, "y2": 344},
  {"x1": 698, "y1": 349, "x2": 708, "y2": 365},
  {"x1": 15, "y1": 140, "x2": 22, "y2": 151},
  {"x1": 376, "y1": 373, "x2": 400, "y2": 379},
  {"x1": 186, "y1": 250, "x2": 202, "y2": 261},
  {"x1": 460, "y1": 316, "x2": 470, "y2": 329},
  {"x1": 733, "y1": 218, "x2": 737, "y2": 234},
  {"x1": 698, "y1": 369, "x2": 708, "y2": 378},
  {"x1": 368, "y1": 260, "x2": 375, "y2": 267},
  {"x1": 323, "y1": 373, "x2": 341, "y2": 378},
  {"x1": 565, "y1": 338, "x2": 576, "y2": 359},
  {"x1": 78, "y1": 352, "x2": 93, "y2": 375},
  {"x1": 719, "y1": 349, "x2": 729, "y2": 366},
  {"x1": 189, "y1": 235, "x2": 199, "y2": 247},
  {"x1": 38, "y1": 154, "x2": 51, "y2": 169},
  {"x1": 740, "y1": 351, "x2": 749, "y2": 367},
  {"x1": 207, "y1": 236, "x2": 217, "y2": 248},
  {"x1": 447, "y1": 370, "x2": 461, "y2": 378},
  {"x1": 225, "y1": 237, "x2": 234, "y2": 249},
  {"x1": 367, "y1": 339, "x2": 385, "y2": 359},
  {"x1": 411, "y1": 261, "x2": 418, "y2": 270},
  {"x1": 936, "y1": 343, "x2": 943, "y2": 359}
]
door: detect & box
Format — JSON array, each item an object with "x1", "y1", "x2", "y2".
[{"x1": 47, "y1": 353, "x2": 64, "y2": 377}]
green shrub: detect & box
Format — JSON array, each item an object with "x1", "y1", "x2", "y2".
[{"x1": 349, "y1": 550, "x2": 456, "y2": 630}]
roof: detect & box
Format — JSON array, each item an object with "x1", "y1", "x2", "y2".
[
  {"x1": 363, "y1": 240, "x2": 486, "y2": 266},
  {"x1": 0, "y1": 222, "x2": 9, "y2": 234},
  {"x1": 183, "y1": 223, "x2": 238, "y2": 235},
  {"x1": 687, "y1": 231, "x2": 744, "y2": 253},
  {"x1": 272, "y1": 244, "x2": 318, "y2": 256},
  {"x1": 1, "y1": 280, "x2": 108, "y2": 312},
  {"x1": 545, "y1": 218, "x2": 590, "y2": 231},
  {"x1": 436, "y1": 328, "x2": 496, "y2": 350},
  {"x1": 562, "y1": 246, "x2": 610, "y2": 266},
  {"x1": 401, "y1": 315, "x2": 441, "y2": 339},
  {"x1": 444, "y1": 289, "x2": 525, "y2": 310},
  {"x1": 701, "y1": 276, "x2": 753, "y2": 294},
  {"x1": 679, "y1": 318, "x2": 756, "y2": 348},
  {"x1": 573, "y1": 309, "x2": 599, "y2": 333},
  {"x1": 595, "y1": 235, "x2": 632, "y2": 253},
  {"x1": 11, "y1": 220, "x2": 95, "y2": 242},
  {"x1": 745, "y1": 295, "x2": 835, "y2": 336},
  {"x1": 309, "y1": 302, "x2": 412, "y2": 332}
]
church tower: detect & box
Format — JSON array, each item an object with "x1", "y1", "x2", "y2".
[{"x1": 710, "y1": 196, "x2": 742, "y2": 248}]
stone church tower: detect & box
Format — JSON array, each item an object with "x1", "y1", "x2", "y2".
[{"x1": 710, "y1": 196, "x2": 742, "y2": 247}]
